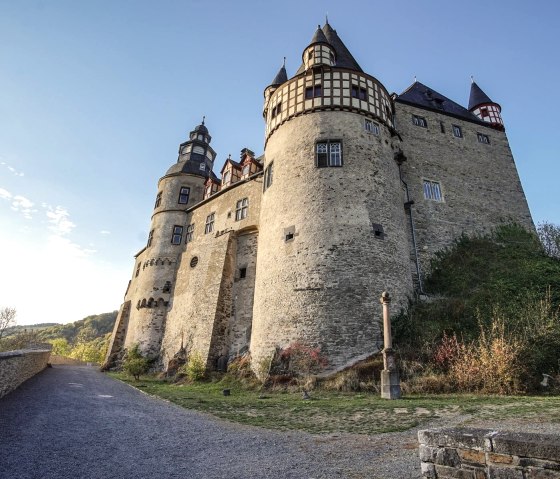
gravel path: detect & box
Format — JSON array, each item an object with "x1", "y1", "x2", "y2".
[{"x1": 0, "y1": 365, "x2": 421, "y2": 479}]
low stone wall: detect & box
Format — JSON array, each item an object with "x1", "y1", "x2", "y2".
[
  {"x1": 0, "y1": 349, "x2": 51, "y2": 399},
  {"x1": 419, "y1": 428, "x2": 560, "y2": 479}
]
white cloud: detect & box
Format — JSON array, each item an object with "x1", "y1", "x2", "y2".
[
  {"x1": 100, "y1": 230, "x2": 111, "y2": 235},
  {"x1": 45, "y1": 205, "x2": 75, "y2": 235},
  {"x1": 0, "y1": 187, "x2": 12, "y2": 200},
  {"x1": 11, "y1": 195, "x2": 36, "y2": 219},
  {"x1": 0, "y1": 161, "x2": 24, "y2": 177}
]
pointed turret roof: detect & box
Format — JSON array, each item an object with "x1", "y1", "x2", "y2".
[
  {"x1": 294, "y1": 22, "x2": 362, "y2": 76},
  {"x1": 396, "y1": 81, "x2": 484, "y2": 124},
  {"x1": 269, "y1": 64, "x2": 288, "y2": 87},
  {"x1": 468, "y1": 81, "x2": 496, "y2": 110}
]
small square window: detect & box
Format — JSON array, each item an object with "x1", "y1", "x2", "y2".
[
  {"x1": 412, "y1": 115, "x2": 427, "y2": 128},
  {"x1": 351, "y1": 85, "x2": 367, "y2": 100},
  {"x1": 171, "y1": 225, "x2": 183, "y2": 245},
  {"x1": 365, "y1": 119, "x2": 380, "y2": 135},
  {"x1": 452, "y1": 125, "x2": 463, "y2": 138},
  {"x1": 205, "y1": 213, "x2": 215, "y2": 234},
  {"x1": 235, "y1": 198, "x2": 248, "y2": 221},
  {"x1": 186, "y1": 224, "x2": 194, "y2": 243},
  {"x1": 372, "y1": 223, "x2": 385, "y2": 240},
  {"x1": 477, "y1": 133, "x2": 490, "y2": 144},
  {"x1": 305, "y1": 84, "x2": 322, "y2": 99},
  {"x1": 285, "y1": 232, "x2": 294, "y2": 241},
  {"x1": 439, "y1": 122, "x2": 445, "y2": 134},
  {"x1": 239, "y1": 267, "x2": 247, "y2": 279},
  {"x1": 480, "y1": 108, "x2": 489, "y2": 118},
  {"x1": 178, "y1": 187, "x2": 190, "y2": 204}
]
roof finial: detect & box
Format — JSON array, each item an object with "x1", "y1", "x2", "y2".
[
  {"x1": 414, "y1": 75, "x2": 417, "y2": 83},
  {"x1": 228, "y1": 153, "x2": 231, "y2": 160},
  {"x1": 202, "y1": 115, "x2": 205, "y2": 125},
  {"x1": 283, "y1": 56, "x2": 286, "y2": 68},
  {"x1": 470, "y1": 75, "x2": 474, "y2": 84},
  {"x1": 326, "y1": 12, "x2": 329, "y2": 25}
]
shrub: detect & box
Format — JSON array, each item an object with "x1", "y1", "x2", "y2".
[
  {"x1": 181, "y1": 351, "x2": 206, "y2": 382},
  {"x1": 122, "y1": 344, "x2": 149, "y2": 381}
]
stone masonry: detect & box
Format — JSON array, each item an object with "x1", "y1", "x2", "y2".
[{"x1": 0, "y1": 349, "x2": 51, "y2": 398}]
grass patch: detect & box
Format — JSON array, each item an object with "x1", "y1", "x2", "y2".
[{"x1": 108, "y1": 373, "x2": 560, "y2": 435}]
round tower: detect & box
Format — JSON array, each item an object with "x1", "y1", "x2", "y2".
[
  {"x1": 123, "y1": 120, "x2": 217, "y2": 359},
  {"x1": 251, "y1": 23, "x2": 413, "y2": 372},
  {"x1": 468, "y1": 79, "x2": 504, "y2": 130}
]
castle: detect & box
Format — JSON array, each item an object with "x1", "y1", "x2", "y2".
[{"x1": 105, "y1": 22, "x2": 533, "y2": 374}]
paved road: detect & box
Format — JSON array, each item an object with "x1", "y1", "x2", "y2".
[{"x1": 0, "y1": 366, "x2": 420, "y2": 479}]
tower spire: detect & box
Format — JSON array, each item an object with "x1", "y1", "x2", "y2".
[{"x1": 468, "y1": 80, "x2": 504, "y2": 130}]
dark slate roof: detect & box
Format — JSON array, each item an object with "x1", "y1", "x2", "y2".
[
  {"x1": 193, "y1": 122, "x2": 208, "y2": 134},
  {"x1": 165, "y1": 157, "x2": 218, "y2": 181},
  {"x1": 269, "y1": 65, "x2": 288, "y2": 87},
  {"x1": 395, "y1": 81, "x2": 484, "y2": 124},
  {"x1": 468, "y1": 81, "x2": 495, "y2": 110},
  {"x1": 294, "y1": 22, "x2": 362, "y2": 76},
  {"x1": 310, "y1": 26, "x2": 329, "y2": 45}
]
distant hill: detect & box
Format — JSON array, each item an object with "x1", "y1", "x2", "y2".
[
  {"x1": 36, "y1": 312, "x2": 117, "y2": 344},
  {"x1": 4, "y1": 323, "x2": 60, "y2": 337}
]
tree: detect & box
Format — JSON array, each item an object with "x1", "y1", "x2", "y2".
[
  {"x1": 49, "y1": 337, "x2": 71, "y2": 356},
  {"x1": 0, "y1": 307, "x2": 17, "y2": 341},
  {"x1": 538, "y1": 222, "x2": 560, "y2": 259}
]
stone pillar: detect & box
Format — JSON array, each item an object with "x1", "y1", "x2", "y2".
[{"x1": 380, "y1": 291, "x2": 401, "y2": 399}]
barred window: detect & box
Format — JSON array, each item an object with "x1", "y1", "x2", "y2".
[
  {"x1": 154, "y1": 191, "x2": 162, "y2": 208},
  {"x1": 365, "y1": 119, "x2": 380, "y2": 135},
  {"x1": 423, "y1": 180, "x2": 443, "y2": 202},
  {"x1": 235, "y1": 198, "x2": 249, "y2": 221},
  {"x1": 171, "y1": 225, "x2": 183, "y2": 245},
  {"x1": 413, "y1": 115, "x2": 427, "y2": 127},
  {"x1": 186, "y1": 224, "x2": 194, "y2": 243},
  {"x1": 477, "y1": 133, "x2": 490, "y2": 144},
  {"x1": 316, "y1": 141, "x2": 342, "y2": 168},
  {"x1": 205, "y1": 213, "x2": 215, "y2": 234},
  {"x1": 178, "y1": 187, "x2": 190, "y2": 204},
  {"x1": 452, "y1": 125, "x2": 463, "y2": 138}
]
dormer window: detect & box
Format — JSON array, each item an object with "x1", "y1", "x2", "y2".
[
  {"x1": 197, "y1": 134, "x2": 204, "y2": 141},
  {"x1": 242, "y1": 164, "x2": 250, "y2": 176},
  {"x1": 204, "y1": 185, "x2": 212, "y2": 198},
  {"x1": 223, "y1": 170, "x2": 231, "y2": 186}
]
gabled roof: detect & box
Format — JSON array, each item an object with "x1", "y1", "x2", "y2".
[
  {"x1": 220, "y1": 157, "x2": 242, "y2": 174},
  {"x1": 395, "y1": 81, "x2": 484, "y2": 124},
  {"x1": 294, "y1": 22, "x2": 362, "y2": 76},
  {"x1": 468, "y1": 81, "x2": 496, "y2": 110}
]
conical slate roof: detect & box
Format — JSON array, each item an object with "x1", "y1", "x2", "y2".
[
  {"x1": 294, "y1": 22, "x2": 362, "y2": 75},
  {"x1": 269, "y1": 64, "x2": 288, "y2": 87},
  {"x1": 310, "y1": 25, "x2": 329, "y2": 45},
  {"x1": 468, "y1": 81, "x2": 494, "y2": 110},
  {"x1": 396, "y1": 81, "x2": 483, "y2": 124}
]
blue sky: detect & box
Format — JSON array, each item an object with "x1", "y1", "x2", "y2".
[{"x1": 1, "y1": 0, "x2": 559, "y2": 325}]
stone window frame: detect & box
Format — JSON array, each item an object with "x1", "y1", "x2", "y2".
[
  {"x1": 412, "y1": 115, "x2": 427, "y2": 128},
  {"x1": 185, "y1": 224, "x2": 194, "y2": 243},
  {"x1": 178, "y1": 186, "x2": 190, "y2": 204},
  {"x1": 147, "y1": 229, "x2": 154, "y2": 247},
  {"x1": 205, "y1": 213, "x2": 215, "y2": 234},
  {"x1": 316, "y1": 140, "x2": 343, "y2": 168},
  {"x1": 263, "y1": 162, "x2": 274, "y2": 191},
  {"x1": 235, "y1": 198, "x2": 249, "y2": 221},
  {"x1": 365, "y1": 119, "x2": 380, "y2": 135},
  {"x1": 452, "y1": 124, "x2": 463, "y2": 138},
  {"x1": 154, "y1": 191, "x2": 162, "y2": 209},
  {"x1": 171, "y1": 225, "x2": 183, "y2": 245},
  {"x1": 477, "y1": 132, "x2": 491, "y2": 144},
  {"x1": 423, "y1": 179, "x2": 444, "y2": 202}
]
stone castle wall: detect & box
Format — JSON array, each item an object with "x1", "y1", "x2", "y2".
[
  {"x1": 251, "y1": 110, "x2": 414, "y2": 371},
  {"x1": 0, "y1": 349, "x2": 51, "y2": 398},
  {"x1": 396, "y1": 102, "x2": 534, "y2": 279}
]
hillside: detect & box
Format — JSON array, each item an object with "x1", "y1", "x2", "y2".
[{"x1": 36, "y1": 311, "x2": 117, "y2": 343}]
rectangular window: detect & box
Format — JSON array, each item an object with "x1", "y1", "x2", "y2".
[
  {"x1": 242, "y1": 164, "x2": 250, "y2": 176},
  {"x1": 178, "y1": 187, "x2": 190, "y2": 204},
  {"x1": 186, "y1": 224, "x2": 194, "y2": 243},
  {"x1": 223, "y1": 170, "x2": 231, "y2": 186},
  {"x1": 205, "y1": 213, "x2": 215, "y2": 234},
  {"x1": 423, "y1": 180, "x2": 443, "y2": 202},
  {"x1": 147, "y1": 229, "x2": 154, "y2": 247},
  {"x1": 412, "y1": 115, "x2": 427, "y2": 127},
  {"x1": 351, "y1": 85, "x2": 367, "y2": 100},
  {"x1": 154, "y1": 192, "x2": 162, "y2": 208},
  {"x1": 305, "y1": 84, "x2": 322, "y2": 99},
  {"x1": 316, "y1": 141, "x2": 342, "y2": 168},
  {"x1": 264, "y1": 162, "x2": 274, "y2": 191},
  {"x1": 440, "y1": 122, "x2": 445, "y2": 133},
  {"x1": 365, "y1": 119, "x2": 380, "y2": 135},
  {"x1": 135, "y1": 263, "x2": 141, "y2": 277},
  {"x1": 239, "y1": 267, "x2": 247, "y2": 279},
  {"x1": 477, "y1": 133, "x2": 490, "y2": 144},
  {"x1": 480, "y1": 107, "x2": 489, "y2": 118},
  {"x1": 171, "y1": 225, "x2": 183, "y2": 245},
  {"x1": 452, "y1": 125, "x2": 463, "y2": 138},
  {"x1": 235, "y1": 198, "x2": 249, "y2": 221}
]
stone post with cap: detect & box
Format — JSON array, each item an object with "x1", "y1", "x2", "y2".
[{"x1": 380, "y1": 291, "x2": 401, "y2": 399}]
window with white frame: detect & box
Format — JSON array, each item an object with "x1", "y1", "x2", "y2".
[
  {"x1": 452, "y1": 125, "x2": 463, "y2": 138},
  {"x1": 235, "y1": 198, "x2": 248, "y2": 221},
  {"x1": 477, "y1": 133, "x2": 490, "y2": 144},
  {"x1": 171, "y1": 225, "x2": 183, "y2": 245},
  {"x1": 178, "y1": 187, "x2": 190, "y2": 204},
  {"x1": 205, "y1": 213, "x2": 215, "y2": 234},
  {"x1": 365, "y1": 119, "x2": 380, "y2": 135},
  {"x1": 423, "y1": 180, "x2": 443, "y2": 202},
  {"x1": 316, "y1": 141, "x2": 342, "y2": 167},
  {"x1": 186, "y1": 224, "x2": 194, "y2": 243},
  {"x1": 412, "y1": 115, "x2": 427, "y2": 127}
]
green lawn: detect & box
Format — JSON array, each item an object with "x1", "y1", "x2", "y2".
[{"x1": 109, "y1": 373, "x2": 560, "y2": 435}]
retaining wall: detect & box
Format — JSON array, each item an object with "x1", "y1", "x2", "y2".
[
  {"x1": 419, "y1": 428, "x2": 560, "y2": 479},
  {"x1": 0, "y1": 349, "x2": 51, "y2": 398}
]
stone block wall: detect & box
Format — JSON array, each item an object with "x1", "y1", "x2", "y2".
[
  {"x1": 0, "y1": 349, "x2": 51, "y2": 398},
  {"x1": 419, "y1": 428, "x2": 560, "y2": 479}
]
